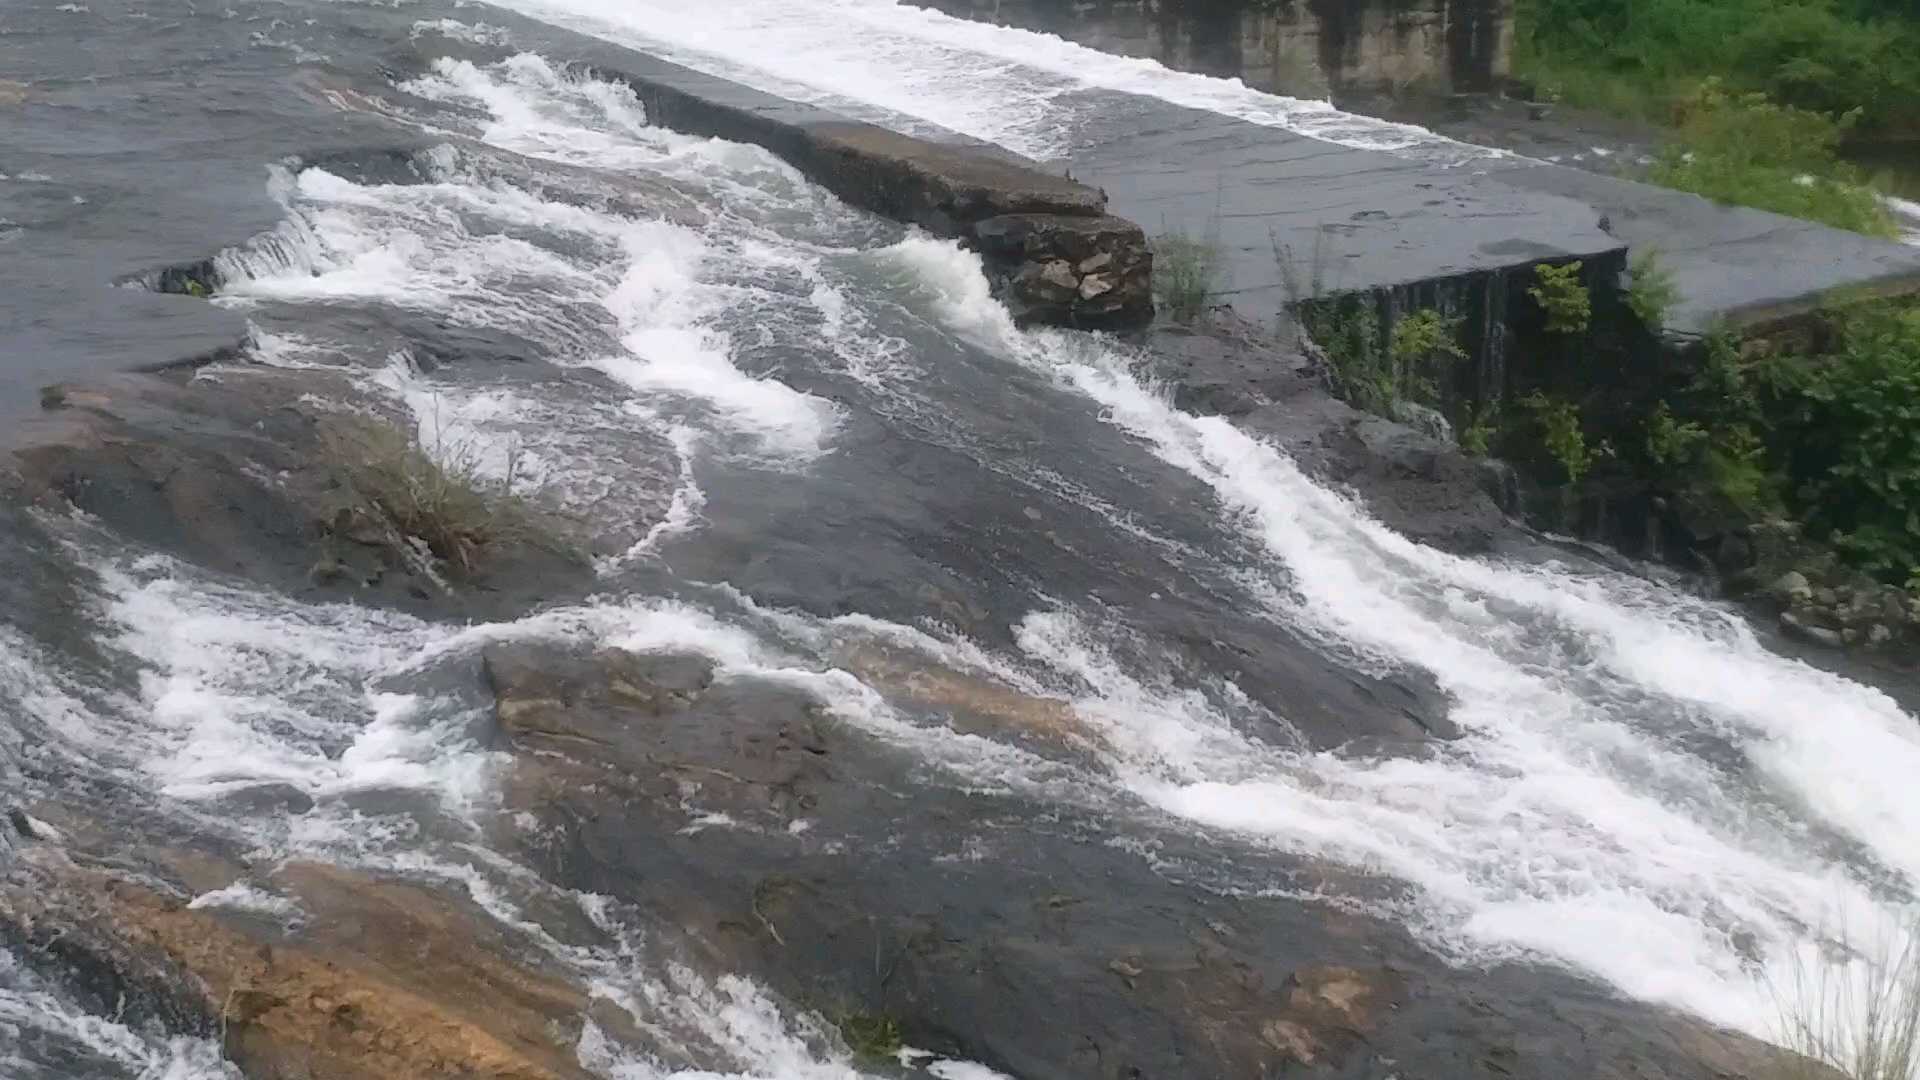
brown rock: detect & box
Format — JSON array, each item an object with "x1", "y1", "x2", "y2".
[{"x1": 1, "y1": 858, "x2": 596, "y2": 1080}]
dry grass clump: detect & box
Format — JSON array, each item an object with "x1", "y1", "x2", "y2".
[{"x1": 316, "y1": 413, "x2": 550, "y2": 583}]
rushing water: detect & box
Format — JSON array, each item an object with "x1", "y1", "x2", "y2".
[{"x1": 6, "y1": 2, "x2": 1920, "y2": 1077}]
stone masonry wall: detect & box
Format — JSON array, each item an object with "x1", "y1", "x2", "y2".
[{"x1": 922, "y1": 0, "x2": 1514, "y2": 98}]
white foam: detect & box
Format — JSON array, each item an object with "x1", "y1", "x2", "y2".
[
  {"x1": 186, "y1": 882, "x2": 306, "y2": 921},
  {"x1": 926, "y1": 1061, "x2": 1015, "y2": 1080},
  {"x1": 482, "y1": 0, "x2": 1489, "y2": 163},
  {"x1": 1887, "y1": 194, "x2": 1920, "y2": 247},
  {"x1": 0, "y1": 952, "x2": 240, "y2": 1080},
  {"x1": 220, "y1": 56, "x2": 849, "y2": 461},
  {"x1": 94, "y1": 558, "x2": 500, "y2": 818},
  {"x1": 410, "y1": 18, "x2": 511, "y2": 45}
]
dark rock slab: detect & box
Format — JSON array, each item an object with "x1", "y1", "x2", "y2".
[
  {"x1": 4, "y1": 365, "x2": 597, "y2": 623},
  {"x1": 484, "y1": 639, "x2": 1788, "y2": 1080}
]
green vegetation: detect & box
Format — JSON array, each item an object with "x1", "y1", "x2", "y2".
[
  {"x1": 1459, "y1": 407, "x2": 1496, "y2": 458},
  {"x1": 1295, "y1": 299, "x2": 1467, "y2": 418},
  {"x1": 1513, "y1": 0, "x2": 1914, "y2": 234},
  {"x1": 1626, "y1": 250, "x2": 1680, "y2": 331},
  {"x1": 1514, "y1": 0, "x2": 1920, "y2": 139},
  {"x1": 1647, "y1": 82, "x2": 1895, "y2": 236},
  {"x1": 317, "y1": 412, "x2": 548, "y2": 582},
  {"x1": 1521, "y1": 392, "x2": 1596, "y2": 484},
  {"x1": 1529, "y1": 262, "x2": 1592, "y2": 336},
  {"x1": 1152, "y1": 232, "x2": 1220, "y2": 324},
  {"x1": 1767, "y1": 914, "x2": 1920, "y2": 1080},
  {"x1": 837, "y1": 1013, "x2": 904, "y2": 1064},
  {"x1": 1390, "y1": 308, "x2": 1468, "y2": 402},
  {"x1": 1758, "y1": 307, "x2": 1920, "y2": 579}
]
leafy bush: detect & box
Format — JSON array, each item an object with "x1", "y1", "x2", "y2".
[
  {"x1": 1514, "y1": 0, "x2": 1920, "y2": 138},
  {"x1": 1627, "y1": 250, "x2": 1680, "y2": 331},
  {"x1": 1646, "y1": 401, "x2": 1708, "y2": 465},
  {"x1": 1529, "y1": 262, "x2": 1592, "y2": 336},
  {"x1": 1648, "y1": 81, "x2": 1896, "y2": 237},
  {"x1": 1522, "y1": 392, "x2": 1595, "y2": 484},
  {"x1": 1761, "y1": 308, "x2": 1920, "y2": 580},
  {"x1": 1459, "y1": 408, "x2": 1496, "y2": 458},
  {"x1": 1152, "y1": 233, "x2": 1219, "y2": 324},
  {"x1": 1389, "y1": 308, "x2": 1466, "y2": 404},
  {"x1": 1298, "y1": 301, "x2": 1467, "y2": 419},
  {"x1": 1301, "y1": 297, "x2": 1393, "y2": 413}
]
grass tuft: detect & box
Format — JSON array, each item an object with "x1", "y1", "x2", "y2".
[
  {"x1": 1769, "y1": 914, "x2": 1920, "y2": 1080},
  {"x1": 837, "y1": 1012, "x2": 904, "y2": 1064},
  {"x1": 316, "y1": 411, "x2": 549, "y2": 583},
  {"x1": 1152, "y1": 232, "x2": 1220, "y2": 324}
]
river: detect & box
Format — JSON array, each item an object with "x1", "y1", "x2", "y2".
[{"x1": 3, "y1": 2, "x2": 1919, "y2": 1078}]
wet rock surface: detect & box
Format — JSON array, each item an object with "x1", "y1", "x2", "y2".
[
  {"x1": 2, "y1": 849, "x2": 600, "y2": 1080},
  {"x1": 484, "y1": 639, "x2": 1783, "y2": 1080},
  {"x1": 1140, "y1": 313, "x2": 1511, "y2": 553},
  {"x1": 5, "y1": 363, "x2": 597, "y2": 623}
]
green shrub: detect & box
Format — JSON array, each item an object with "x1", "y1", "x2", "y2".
[
  {"x1": 1298, "y1": 301, "x2": 1468, "y2": 420},
  {"x1": 1627, "y1": 250, "x2": 1681, "y2": 331},
  {"x1": 1645, "y1": 401, "x2": 1708, "y2": 465},
  {"x1": 1301, "y1": 297, "x2": 1393, "y2": 413},
  {"x1": 1529, "y1": 262, "x2": 1592, "y2": 336},
  {"x1": 1647, "y1": 83, "x2": 1896, "y2": 237},
  {"x1": 1152, "y1": 233, "x2": 1220, "y2": 324},
  {"x1": 1762, "y1": 308, "x2": 1920, "y2": 580},
  {"x1": 1459, "y1": 407, "x2": 1496, "y2": 457},
  {"x1": 1389, "y1": 308, "x2": 1466, "y2": 404},
  {"x1": 1514, "y1": 0, "x2": 1920, "y2": 138},
  {"x1": 1522, "y1": 392, "x2": 1595, "y2": 484}
]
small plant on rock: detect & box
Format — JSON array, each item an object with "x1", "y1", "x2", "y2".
[
  {"x1": 1459, "y1": 406, "x2": 1497, "y2": 457},
  {"x1": 1627, "y1": 250, "x2": 1680, "y2": 331},
  {"x1": 1152, "y1": 232, "x2": 1220, "y2": 324},
  {"x1": 1766, "y1": 912, "x2": 1920, "y2": 1080},
  {"x1": 1523, "y1": 392, "x2": 1595, "y2": 483},
  {"x1": 1645, "y1": 401, "x2": 1708, "y2": 466},
  {"x1": 1389, "y1": 308, "x2": 1467, "y2": 405},
  {"x1": 1530, "y1": 261, "x2": 1592, "y2": 336},
  {"x1": 838, "y1": 1012, "x2": 904, "y2": 1064},
  {"x1": 316, "y1": 411, "x2": 550, "y2": 584}
]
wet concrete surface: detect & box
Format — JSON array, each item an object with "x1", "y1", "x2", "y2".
[{"x1": 1066, "y1": 87, "x2": 1920, "y2": 338}]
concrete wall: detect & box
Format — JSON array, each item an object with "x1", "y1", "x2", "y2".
[{"x1": 922, "y1": 0, "x2": 1514, "y2": 98}]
